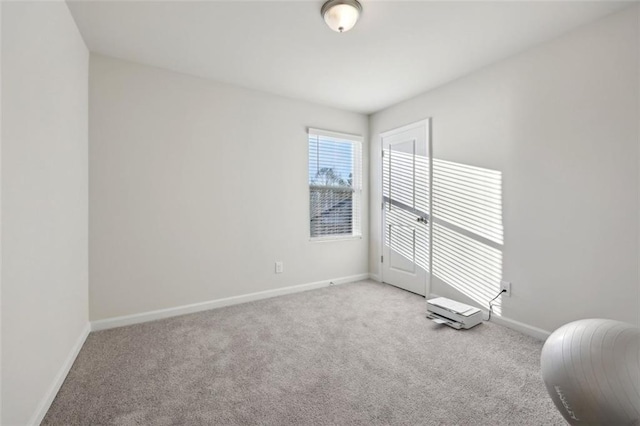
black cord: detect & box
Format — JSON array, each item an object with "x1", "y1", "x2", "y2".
[{"x1": 487, "y1": 289, "x2": 507, "y2": 321}]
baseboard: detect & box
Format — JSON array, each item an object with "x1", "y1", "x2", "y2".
[
  {"x1": 427, "y1": 293, "x2": 550, "y2": 341},
  {"x1": 489, "y1": 314, "x2": 550, "y2": 341},
  {"x1": 28, "y1": 322, "x2": 90, "y2": 426},
  {"x1": 91, "y1": 273, "x2": 371, "y2": 332}
]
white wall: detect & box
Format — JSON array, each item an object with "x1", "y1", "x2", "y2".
[
  {"x1": 370, "y1": 6, "x2": 640, "y2": 332},
  {"x1": 1, "y1": 2, "x2": 89, "y2": 425},
  {"x1": 89, "y1": 55, "x2": 368, "y2": 321},
  {"x1": 0, "y1": 1, "x2": 3, "y2": 422}
]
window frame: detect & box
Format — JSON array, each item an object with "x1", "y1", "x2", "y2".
[{"x1": 307, "y1": 128, "x2": 363, "y2": 242}]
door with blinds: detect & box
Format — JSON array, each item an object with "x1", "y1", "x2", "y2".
[{"x1": 381, "y1": 120, "x2": 432, "y2": 296}]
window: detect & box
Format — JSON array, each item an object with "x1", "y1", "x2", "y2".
[{"x1": 308, "y1": 128, "x2": 362, "y2": 239}]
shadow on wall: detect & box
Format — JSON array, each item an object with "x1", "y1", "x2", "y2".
[
  {"x1": 384, "y1": 153, "x2": 504, "y2": 314},
  {"x1": 432, "y1": 158, "x2": 504, "y2": 315}
]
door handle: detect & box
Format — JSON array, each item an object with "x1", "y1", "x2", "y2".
[{"x1": 416, "y1": 217, "x2": 428, "y2": 224}]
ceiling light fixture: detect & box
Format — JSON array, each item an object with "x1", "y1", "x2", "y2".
[{"x1": 321, "y1": 0, "x2": 362, "y2": 33}]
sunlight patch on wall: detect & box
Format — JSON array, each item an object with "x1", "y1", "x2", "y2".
[
  {"x1": 433, "y1": 223, "x2": 503, "y2": 314},
  {"x1": 432, "y1": 159, "x2": 503, "y2": 315},
  {"x1": 433, "y1": 159, "x2": 503, "y2": 244},
  {"x1": 382, "y1": 148, "x2": 504, "y2": 314}
]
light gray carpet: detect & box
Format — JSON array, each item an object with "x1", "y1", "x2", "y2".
[{"x1": 43, "y1": 280, "x2": 563, "y2": 425}]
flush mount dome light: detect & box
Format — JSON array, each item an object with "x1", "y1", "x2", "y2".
[{"x1": 321, "y1": 0, "x2": 362, "y2": 33}]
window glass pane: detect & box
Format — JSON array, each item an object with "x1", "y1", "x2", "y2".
[{"x1": 308, "y1": 132, "x2": 361, "y2": 239}]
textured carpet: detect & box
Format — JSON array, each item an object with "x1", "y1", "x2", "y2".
[{"x1": 43, "y1": 280, "x2": 563, "y2": 425}]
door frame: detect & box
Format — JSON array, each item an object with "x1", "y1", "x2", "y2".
[{"x1": 379, "y1": 118, "x2": 433, "y2": 297}]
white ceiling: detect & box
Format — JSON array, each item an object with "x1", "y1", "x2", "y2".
[{"x1": 67, "y1": 1, "x2": 633, "y2": 114}]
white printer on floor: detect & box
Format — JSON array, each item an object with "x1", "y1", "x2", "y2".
[{"x1": 426, "y1": 297, "x2": 482, "y2": 330}]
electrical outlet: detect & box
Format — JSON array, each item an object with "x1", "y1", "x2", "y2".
[
  {"x1": 275, "y1": 261, "x2": 284, "y2": 274},
  {"x1": 500, "y1": 280, "x2": 511, "y2": 297}
]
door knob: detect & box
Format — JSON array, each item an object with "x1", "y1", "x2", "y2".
[{"x1": 416, "y1": 217, "x2": 428, "y2": 224}]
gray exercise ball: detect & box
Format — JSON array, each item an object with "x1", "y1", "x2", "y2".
[{"x1": 540, "y1": 319, "x2": 640, "y2": 425}]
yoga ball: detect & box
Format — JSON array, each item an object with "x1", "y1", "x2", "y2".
[{"x1": 540, "y1": 319, "x2": 640, "y2": 425}]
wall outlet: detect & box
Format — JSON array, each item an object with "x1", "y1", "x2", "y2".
[
  {"x1": 500, "y1": 280, "x2": 511, "y2": 297},
  {"x1": 275, "y1": 261, "x2": 284, "y2": 274}
]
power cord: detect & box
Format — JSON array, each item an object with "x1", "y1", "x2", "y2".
[{"x1": 487, "y1": 289, "x2": 507, "y2": 321}]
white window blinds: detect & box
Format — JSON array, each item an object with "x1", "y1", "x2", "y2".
[{"x1": 308, "y1": 129, "x2": 362, "y2": 239}]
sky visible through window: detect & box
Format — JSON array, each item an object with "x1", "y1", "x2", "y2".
[{"x1": 309, "y1": 137, "x2": 354, "y2": 186}]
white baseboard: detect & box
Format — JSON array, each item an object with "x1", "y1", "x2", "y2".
[
  {"x1": 29, "y1": 323, "x2": 90, "y2": 426},
  {"x1": 489, "y1": 314, "x2": 550, "y2": 341},
  {"x1": 427, "y1": 293, "x2": 550, "y2": 341},
  {"x1": 368, "y1": 273, "x2": 381, "y2": 282},
  {"x1": 91, "y1": 273, "x2": 371, "y2": 332}
]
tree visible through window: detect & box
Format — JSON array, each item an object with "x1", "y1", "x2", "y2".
[{"x1": 308, "y1": 129, "x2": 362, "y2": 239}]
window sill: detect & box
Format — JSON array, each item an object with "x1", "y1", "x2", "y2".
[{"x1": 309, "y1": 235, "x2": 362, "y2": 243}]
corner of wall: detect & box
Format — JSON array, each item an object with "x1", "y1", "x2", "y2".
[
  {"x1": 28, "y1": 324, "x2": 90, "y2": 426},
  {"x1": 1, "y1": 1, "x2": 90, "y2": 424},
  {"x1": 637, "y1": 2, "x2": 640, "y2": 329},
  {"x1": 0, "y1": 1, "x2": 4, "y2": 422}
]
